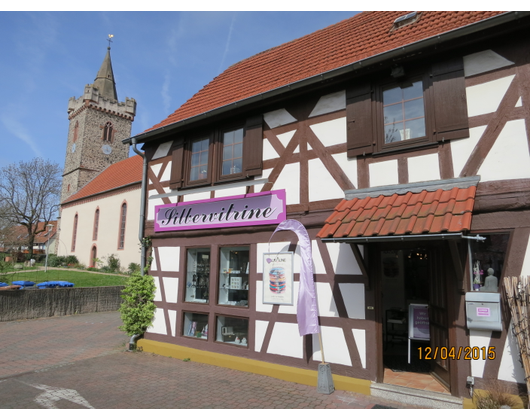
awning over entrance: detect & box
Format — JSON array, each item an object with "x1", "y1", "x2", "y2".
[{"x1": 317, "y1": 186, "x2": 476, "y2": 241}]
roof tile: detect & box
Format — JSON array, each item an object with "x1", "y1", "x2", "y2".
[
  {"x1": 317, "y1": 186, "x2": 476, "y2": 239},
  {"x1": 144, "y1": 12, "x2": 504, "y2": 134}
]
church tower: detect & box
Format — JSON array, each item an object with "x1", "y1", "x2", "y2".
[{"x1": 61, "y1": 44, "x2": 136, "y2": 203}]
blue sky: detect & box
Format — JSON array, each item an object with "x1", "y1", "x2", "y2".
[{"x1": 0, "y1": 10, "x2": 361, "y2": 169}]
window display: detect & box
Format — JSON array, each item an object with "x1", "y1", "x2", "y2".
[
  {"x1": 183, "y1": 312, "x2": 209, "y2": 339},
  {"x1": 216, "y1": 316, "x2": 248, "y2": 346},
  {"x1": 469, "y1": 233, "x2": 509, "y2": 292},
  {"x1": 218, "y1": 246, "x2": 249, "y2": 307},
  {"x1": 185, "y1": 248, "x2": 210, "y2": 303}
]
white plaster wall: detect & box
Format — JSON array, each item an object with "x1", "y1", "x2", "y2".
[
  {"x1": 463, "y1": 50, "x2": 514, "y2": 77},
  {"x1": 147, "y1": 307, "x2": 167, "y2": 335},
  {"x1": 314, "y1": 282, "x2": 339, "y2": 317},
  {"x1": 311, "y1": 240, "x2": 326, "y2": 275},
  {"x1": 153, "y1": 276, "x2": 163, "y2": 301},
  {"x1": 339, "y1": 283, "x2": 365, "y2": 319},
  {"x1": 168, "y1": 309, "x2": 177, "y2": 336},
  {"x1": 519, "y1": 235, "x2": 530, "y2": 277},
  {"x1": 267, "y1": 322, "x2": 304, "y2": 358},
  {"x1": 369, "y1": 160, "x2": 399, "y2": 187},
  {"x1": 277, "y1": 130, "x2": 298, "y2": 153},
  {"x1": 309, "y1": 117, "x2": 346, "y2": 147},
  {"x1": 214, "y1": 186, "x2": 247, "y2": 199},
  {"x1": 58, "y1": 187, "x2": 141, "y2": 270},
  {"x1": 273, "y1": 162, "x2": 300, "y2": 205},
  {"x1": 309, "y1": 90, "x2": 345, "y2": 118},
  {"x1": 255, "y1": 280, "x2": 273, "y2": 313},
  {"x1": 450, "y1": 126, "x2": 486, "y2": 177},
  {"x1": 159, "y1": 163, "x2": 171, "y2": 182},
  {"x1": 477, "y1": 119, "x2": 530, "y2": 181},
  {"x1": 325, "y1": 242, "x2": 363, "y2": 275},
  {"x1": 182, "y1": 191, "x2": 211, "y2": 202},
  {"x1": 469, "y1": 329, "x2": 491, "y2": 378},
  {"x1": 156, "y1": 246, "x2": 180, "y2": 272},
  {"x1": 255, "y1": 320, "x2": 269, "y2": 352},
  {"x1": 152, "y1": 140, "x2": 173, "y2": 160},
  {"x1": 162, "y1": 277, "x2": 179, "y2": 303},
  {"x1": 263, "y1": 109, "x2": 297, "y2": 128},
  {"x1": 308, "y1": 158, "x2": 344, "y2": 202},
  {"x1": 332, "y1": 152, "x2": 357, "y2": 189},
  {"x1": 312, "y1": 326, "x2": 352, "y2": 366},
  {"x1": 263, "y1": 137, "x2": 280, "y2": 160},
  {"x1": 466, "y1": 75, "x2": 515, "y2": 117},
  {"x1": 498, "y1": 321, "x2": 527, "y2": 383},
  {"x1": 352, "y1": 329, "x2": 367, "y2": 369},
  {"x1": 147, "y1": 192, "x2": 165, "y2": 221},
  {"x1": 407, "y1": 154, "x2": 440, "y2": 183}
]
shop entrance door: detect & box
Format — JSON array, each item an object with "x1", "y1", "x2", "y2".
[{"x1": 378, "y1": 243, "x2": 450, "y2": 392}]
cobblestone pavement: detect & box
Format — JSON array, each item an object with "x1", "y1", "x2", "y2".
[{"x1": 0, "y1": 312, "x2": 426, "y2": 409}]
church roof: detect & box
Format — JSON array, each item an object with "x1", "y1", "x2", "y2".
[
  {"x1": 62, "y1": 155, "x2": 142, "y2": 205},
  {"x1": 93, "y1": 47, "x2": 118, "y2": 101},
  {"x1": 143, "y1": 11, "x2": 506, "y2": 135}
]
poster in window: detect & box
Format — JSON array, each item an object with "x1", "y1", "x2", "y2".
[{"x1": 263, "y1": 252, "x2": 294, "y2": 305}]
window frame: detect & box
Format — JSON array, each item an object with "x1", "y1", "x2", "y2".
[
  {"x1": 71, "y1": 213, "x2": 78, "y2": 252},
  {"x1": 93, "y1": 208, "x2": 100, "y2": 241},
  {"x1": 376, "y1": 72, "x2": 433, "y2": 153},
  {"x1": 169, "y1": 115, "x2": 263, "y2": 191},
  {"x1": 346, "y1": 57, "x2": 469, "y2": 158},
  {"x1": 118, "y1": 202, "x2": 127, "y2": 250}
]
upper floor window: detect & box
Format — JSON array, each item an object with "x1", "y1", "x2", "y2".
[
  {"x1": 222, "y1": 128, "x2": 244, "y2": 176},
  {"x1": 346, "y1": 57, "x2": 469, "y2": 157},
  {"x1": 190, "y1": 137, "x2": 210, "y2": 182},
  {"x1": 383, "y1": 79, "x2": 425, "y2": 144},
  {"x1": 169, "y1": 116, "x2": 263, "y2": 190}
]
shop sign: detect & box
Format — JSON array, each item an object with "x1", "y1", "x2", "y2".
[
  {"x1": 409, "y1": 304, "x2": 430, "y2": 340},
  {"x1": 154, "y1": 190, "x2": 286, "y2": 232},
  {"x1": 262, "y1": 252, "x2": 294, "y2": 305}
]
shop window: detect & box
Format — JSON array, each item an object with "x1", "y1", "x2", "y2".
[
  {"x1": 183, "y1": 312, "x2": 209, "y2": 340},
  {"x1": 216, "y1": 316, "x2": 248, "y2": 346},
  {"x1": 469, "y1": 233, "x2": 510, "y2": 292},
  {"x1": 185, "y1": 248, "x2": 210, "y2": 303},
  {"x1": 218, "y1": 246, "x2": 249, "y2": 307}
]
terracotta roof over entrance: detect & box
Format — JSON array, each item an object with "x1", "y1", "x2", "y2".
[
  {"x1": 317, "y1": 186, "x2": 476, "y2": 239},
  {"x1": 145, "y1": 11, "x2": 504, "y2": 133}
]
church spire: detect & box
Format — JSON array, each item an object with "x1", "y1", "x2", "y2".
[{"x1": 92, "y1": 39, "x2": 118, "y2": 101}]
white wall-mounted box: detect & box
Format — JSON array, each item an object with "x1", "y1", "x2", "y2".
[{"x1": 465, "y1": 292, "x2": 502, "y2": 331}]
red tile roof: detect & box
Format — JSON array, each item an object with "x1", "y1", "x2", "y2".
[
  {"x1": 63, "y1": 155, "x2": 142, "y2": 204},
  {"x1": 317, "y1": 186, "x2": 476, "y2": 239},
  {"x1": 146, "y1": 11, "x2": 505, "y2": 133}
]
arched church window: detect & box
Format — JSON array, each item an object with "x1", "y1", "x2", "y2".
[
  {"x1": 71, "y1": 214, "x2": 78, "y2": 252},
  {"x1": 103, "y1": 121, "x2": 114, "y2": 142},
  {"x1": 93, "y1": 208, "x2": 100, "y2": 241},
  {"x1": 118, "y1": 202, "x2": 127, "y2": 249}
]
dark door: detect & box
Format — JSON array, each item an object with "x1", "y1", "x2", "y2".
[{"x1": 428, "y1": 247, "x2": 450, "y2": 388}]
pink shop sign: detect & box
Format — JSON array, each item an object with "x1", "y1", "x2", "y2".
[{"x1": 154, "y1": 190, "x2": 286, "y2": 232}]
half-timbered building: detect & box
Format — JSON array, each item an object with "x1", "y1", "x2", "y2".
[{"x1": 124, "y1": 11, "x2": 530, "y2": 404}]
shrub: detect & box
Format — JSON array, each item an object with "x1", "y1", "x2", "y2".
[
  {"x1": 65, "y1": 255, "x2": 79, "y2": 265},
  {"x1": 47, "y1": 255, "x2": 66, "y2": 267},
  {"x1": 119, "y1": 272, "x2": 156, "y2": 336},
  {"x1": 128, "y1": 262, "x2": 141, "y2": 274},
  {"x1": 105, "y1": 254, "x2": 121, "y2": 273}
]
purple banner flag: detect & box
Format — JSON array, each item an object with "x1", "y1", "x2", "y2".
[{"x1": 271, "y1": 219, "x2": 319, "y2": 336}]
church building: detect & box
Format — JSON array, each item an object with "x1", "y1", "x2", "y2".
[{"x1": 57, "y1": 45, "x2": 141, "y2": 271}]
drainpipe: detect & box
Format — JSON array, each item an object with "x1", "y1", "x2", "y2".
[
  {"x1": 129, "y1": 138, "x2": 147, "y2": 351},
  {"x1": 131, "y1": 137, "x2": 147, "y2": 275}
]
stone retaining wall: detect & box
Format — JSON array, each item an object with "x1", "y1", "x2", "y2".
[{"x1": 0, "y1": 286, "x2": 125, "y2": 322}]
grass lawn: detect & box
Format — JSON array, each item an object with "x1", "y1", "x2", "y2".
[{"x1": 0, "y1": 269, "x2": 128, "y2": 287}]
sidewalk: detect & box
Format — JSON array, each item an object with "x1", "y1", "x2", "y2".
[{"x1": 0, "y1": 312, "x2": 427, "y2": 409}]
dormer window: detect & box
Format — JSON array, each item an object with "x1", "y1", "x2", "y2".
[{"x1": 391, "y1": 12, "x2": 420, "y2": 31}]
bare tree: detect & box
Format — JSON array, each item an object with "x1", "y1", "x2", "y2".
[{"x1": 0, "y1": 158, "x2": 61, "y2": 261}]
